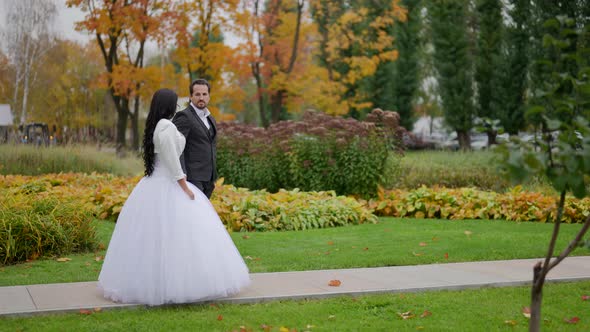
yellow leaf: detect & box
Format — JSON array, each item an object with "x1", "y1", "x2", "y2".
[
  {"x1": 397, "y1": 311, "x2": 415, "y2": 320},
  {"x1": 56, "y1": 257, "x2": 71, "y2": 262},
  {"x1": 522, "y1": 306, "x2": 531, "y2": 318}
]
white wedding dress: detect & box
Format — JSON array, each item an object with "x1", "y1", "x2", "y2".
[{"x1": 98, "y1": 119, "x2": 250, "y2": 305}]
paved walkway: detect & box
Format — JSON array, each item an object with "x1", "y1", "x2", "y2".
[{"x1": 2, "y1": 256, "x2": 590, "y2": 317}]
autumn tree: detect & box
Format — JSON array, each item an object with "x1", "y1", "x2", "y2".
[
  {"x1": 169, "y1": 0, "x2": 244, "y2": 121},
  {"x1": 0, "y1": 51, "x2": 14, "y2": 106},
  {"x1": 232, "y1": 0, "x2": 311, "y2": 127},
  {"x1": 0, "y1": 0, "x2": 57, "y2": 125},
  {"x1": 310, "y1": 0, "x2": 407, "y2": 118},
  {"x1": 67, "y1": 0, "x2": 175, "y2": 153},
  {"x1": 27, "y1": 40, "x2": 113, "y2": 143}
]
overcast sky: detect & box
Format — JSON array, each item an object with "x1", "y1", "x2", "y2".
[{"x1": 0, "y1": 0, "x2": 238, "y2": 56}]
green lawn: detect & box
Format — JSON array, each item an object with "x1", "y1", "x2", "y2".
[
  {"x1": 1, "y1": 217, "x2": 588, "y2": 286},
  {"x1": 2, "y1": 280, "x2": 589, "y2": 331}
]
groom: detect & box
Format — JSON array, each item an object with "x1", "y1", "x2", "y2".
[{"x1": 173, "y1": 78, "x2": 217, "y2": 198}]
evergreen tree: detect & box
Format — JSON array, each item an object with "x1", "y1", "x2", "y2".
[
  {"x1": 371, "y1": 0, "x2": 422, "y2": 130},
  {"x1": 496, "y1": 0, "x2": 530, "y2": 135},
  {"x1": 390, "y1": 0, "x2": 422, "y2": 130},
  {"x1": 430, "y1": 0, "x2": 475, "y2": 149},
  {"x1": 474, "y1": 0, "x2": 503, "y2": 144}
]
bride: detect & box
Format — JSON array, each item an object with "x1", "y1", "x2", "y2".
[{"x1": 98, "y1": 88, "x2": 250, "y2": 305}]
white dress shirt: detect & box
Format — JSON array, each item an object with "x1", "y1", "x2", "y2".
[{"x1": 190, "y1": 102, "x2": 211, "y2": 130}]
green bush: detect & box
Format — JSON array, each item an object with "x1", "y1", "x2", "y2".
[
  {"x1": 386, "y1": 150, "x2": 552, "y2": 192},
  {"x1": 0, "y1": 144, "x2": 143, "y2": 176},
  {"x1": 0, "y1": 192, "x2": 96, "y2": 265},
  {"x1": 218, "y1": 112, "x2": 393, "y2": 197},
  {"x1": 213, "y1": 183, "x2": 378, "y2": 231}
]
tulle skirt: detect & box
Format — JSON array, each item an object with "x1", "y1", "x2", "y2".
[{"x1": 98, "y1": 167, "x2": 250, "y2": 305}]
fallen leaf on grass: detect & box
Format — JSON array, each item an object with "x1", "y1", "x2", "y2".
[
  {"x1": 79, "y1": 309, "x2": 92, "y2": 315},
  {"x1": 362, "y1": 247, "x2": 369, "y2": 251},
  {"x1": 397, "y1": 311, "x2": 415, "y2": 320},
  {"x1": 328, "y1": 315, "x2": 336, "y2": 320},
  {"x1": 306, "y1": 324, "x2": 314, "y2": 329},
  {"x1": 85, "y1": 262, "x2": 91, "y2": 267},
  {"x1": 419, "y1": 242, "x2": 427, "y2": 247},
  {"x1": 464, "y1": 230, "x2": 473, "y2": 237},
  {"x1": 564, "y1": 317, "x2": 580, "y2": 324},
  {"x1": 582, "y1": 295, "x2": 589, "y2": 301},
  {"x1": 242, "y1": 235, "x2": 250, "y2": 239},
  {"x1": 56, "y1": 258, "x2": 71, "y2": 262},
  {"x1": 279, "y1": 327, "x2": 290, "y2": 332},
  {"x1": 444, "y1": 253, "x2": 449, "y2": 259},
  {"x1": 244, "y1": 256, "x2": 252, "y2": 260},
  {"x1": 260, "y1": 324, "x2": 272, "y2": 332},
  {"x1": 327, "y1": 241, "x2": 334, "y2": 245},
  {"x1": 328, "y1": 280, "x2": 342, "y2": 287},
  {"x1": 95, "y1": 256, "x2": 103, "y2": 262},
  {"x1": 98, "y1": 243, "x2": 106, "y2": 250},
  {"x1": 504, "y1": 320, "x2": 517, "y2": 326},
  {"x1": 522, "y1": 306, "x2": 531, "y2": 318},
  {"x1": 217, "y1": 314, "x2": 223, "y2": 321},
  {"x1": 412, "y1": 252, "x2": 423, "y2": 257},
  {"x1": 254, "y1": 257, "x2": 261, "y2": 261},
  {"x1": 420, "y1": 310, "x2": 432, "y2": 318},
  {"x1": 431, "y1": 236, "x2": 439, "y2": 241},
  {"x1": 93, "y1": 307, "x2": 102, "y2": 312}
]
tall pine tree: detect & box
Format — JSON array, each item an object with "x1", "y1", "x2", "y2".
[
  {"x1": 496, "y1": 0, "x2": 530, "y2": 135},
  {"x1": 475, "y1": 0, "x2": 503, "y2": 144},
  {"x1": 430, "y1": 0, "x2": 474, "y2": 149},
  {"x1": 372, "y1": 0, "x2": 422, "y2": 130}
]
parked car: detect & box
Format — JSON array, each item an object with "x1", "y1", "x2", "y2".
[{"x1": 437, "y1": 133, "x2": 489, "y2": 150}]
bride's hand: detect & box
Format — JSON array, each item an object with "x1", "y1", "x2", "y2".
[
  {"x1": 183, "y1": 187, "x2": 195, "y2": 200},
  {"x1": 177, "y1": 178, "x2": 195, "y2": 200}
]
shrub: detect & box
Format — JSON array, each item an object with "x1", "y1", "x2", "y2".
[
  {"x1": 212, "y1": 180, "x2": 377, "y2": 231},
  {"x1": 0, "y1": 144, "x2": 142, "y2": 176},
  {"x1": 0, "y1": 174, "x2": 378, "y2": 232},
  {"x1": 386, "y1": 150, "x2": 552, "y2": 192},
  {"x1": 0, "y1": 192, "x2": 96, "y2": 265},
  {"x1": 365, "y1": 186, "x2": 590, "y2": 223},
  {"x1": 217, "y1": 111, "x2": 394, "y2": 197}
]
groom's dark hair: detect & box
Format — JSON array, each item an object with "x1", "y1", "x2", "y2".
[{"x1": 190, "y1": 78, "x2": 211, "y2": 95}]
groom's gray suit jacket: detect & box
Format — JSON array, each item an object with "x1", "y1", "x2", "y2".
[{"x1": 172, "y1": 106, "x2": 217, "y2": 185}]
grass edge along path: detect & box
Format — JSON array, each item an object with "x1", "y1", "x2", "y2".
[
  {"x1": 1, "y1": 217, "x2": 589, "y2": 286},
  {"x1": 1, "y1": 280, "x2": 589, "y2": 331}
]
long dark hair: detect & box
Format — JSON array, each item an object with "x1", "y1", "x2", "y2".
[{"x1": 142, "y1": 88, "x2": 178, "y2": 176}]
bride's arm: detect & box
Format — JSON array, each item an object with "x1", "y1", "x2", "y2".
[{"x1": 157, "y1": 122, "x2": 194, "y2": 200}]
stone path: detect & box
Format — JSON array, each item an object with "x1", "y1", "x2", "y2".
[{"x1": 2, "y1": 256, "x2": 590, "y2": 316}]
